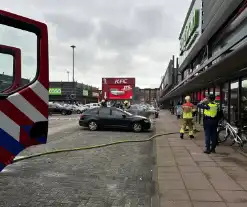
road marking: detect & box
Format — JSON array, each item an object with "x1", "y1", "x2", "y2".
[{"x1": 48, "y1": 117, "x2": 79, "y2": 120}]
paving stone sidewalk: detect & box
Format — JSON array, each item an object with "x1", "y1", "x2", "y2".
[{"x1": 155, "y1": 110, "x2": 247, "y2": 207}]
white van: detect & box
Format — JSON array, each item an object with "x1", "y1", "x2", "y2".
[{"x1": 85, "y1": 103, "x2": 100, "y2": 108}]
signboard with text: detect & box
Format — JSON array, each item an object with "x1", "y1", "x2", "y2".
[
  {"x1": 102, "y1": 77, "x2": 135, "y2": 100},
  {"x1": 180, "y1": 9, "x2": 200, "y2": 53},
  {"x1": 83, "y1": 90, "x2": 88, "y2": 96},
  {"x1": 102, "y1": 78, "x2": 135, "y2": 85},
  {"x1": 108, "y1": 84, "x2": 133, "y2": 100},
  {"x1": 49, "y1": 88, "x2": 62, "y2": 95},
  {"x1": 178, "y1": 0, "x2": 202, "y2": 66}
]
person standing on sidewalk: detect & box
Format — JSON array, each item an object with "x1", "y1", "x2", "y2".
[
  {"x1": 175, "y1": 101, "x2": 182, "y2": 119},
  {"x1": 197, "y1": 94, "x2": 218, "y2": 154},
  {"x1": 180, "y1": 96, "x2": 195, "y2": 139}
]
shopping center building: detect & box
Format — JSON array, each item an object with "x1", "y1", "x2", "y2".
[{"x1": 159, "y1": 0, "x2": 247, "y2": 125}]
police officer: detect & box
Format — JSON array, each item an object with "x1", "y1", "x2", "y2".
[
  {"x1": 180, "y1": 96, "x2": 196, "y2": 139},
  {"x1": 197, "y1": 94, "x2": 218, "y2": 154}
]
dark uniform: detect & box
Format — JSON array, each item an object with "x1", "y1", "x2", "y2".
[
  {"x1": 197, "y1": 94, "x2": 218, "y2": 154},
  {"x1": 101, "y1": 99, "x2": 107, "y2": 107}
]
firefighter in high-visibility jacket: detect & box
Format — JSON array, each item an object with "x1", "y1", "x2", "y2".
[
  {"x1": 197, "y1": 94, "x2": 218, "y2": 154},
  {"x1": 180, "y1": 96, "x2": 196, "y2": 139},
  {"x1": 123, "y1": 100, "x2": 130, "y2": 111}
]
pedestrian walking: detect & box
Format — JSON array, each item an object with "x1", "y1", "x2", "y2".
[{"x1": 175, "y1": 101, "x2": 182, "y2": 119}]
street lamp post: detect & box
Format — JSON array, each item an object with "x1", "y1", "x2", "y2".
[
  {"x1": 71, "y1": 45, "x2": 76, "y2": 98},
  {"x1": 71, "y1": 45, "x2": 76, "y2": 83}
]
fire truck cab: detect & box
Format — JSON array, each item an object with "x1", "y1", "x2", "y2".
[
  {"x1": 0, "y1": 10, "x2": 49, "y2": 172},
  {"x1": 0, "y1": 44, "x2": 21, "y2": 93}
]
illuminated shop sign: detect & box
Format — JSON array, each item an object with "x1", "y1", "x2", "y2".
[
  {"x1": 180, "y1": 9, "x2": 200, "y2": 54},
  {"x1": 49, "y1": 88, "x2": 61, "y2": 95}
]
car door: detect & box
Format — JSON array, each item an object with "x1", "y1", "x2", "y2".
[
  {"x1": 111, "y1": 108, "x2": 130, "y2": 128},
  {"x1": 98, "y1": 107, "x2": 112, "y2": 127},
  {"x1": 0, "y1": 10, "x2": 49, "y2": 172}
]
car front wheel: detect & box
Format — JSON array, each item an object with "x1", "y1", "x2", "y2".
[
  {"x1": 88, "y1": 121, "x2": 98, "y2": 131},
  {"x1": 61, "y1": 110, "x2": 67, "y2": 115},
  {"x1": 132, "y1": 122, "x2": 142, "y2": 132}
]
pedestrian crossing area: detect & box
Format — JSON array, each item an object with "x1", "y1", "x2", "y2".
[{"x1": 49, "y1": 117, "x2": 80, "y2": 120}]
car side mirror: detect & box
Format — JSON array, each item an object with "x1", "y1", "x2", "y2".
[{"x1": 122, "y1": 114, "x2": 126, "y2": 118}]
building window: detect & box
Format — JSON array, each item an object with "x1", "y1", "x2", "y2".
[
  {"x1": 241, "y1": 78, "x2": 247, "y2": 124},
  {"x1": 209, "y1": 88, "x2": 214, "y2": 95},
  {"x1": 192, "y1": 46, "x2": 207, "y2": 70},
  {"x1": 230, "y1": 81, "x2": 239, "y2": 124},
  {"x1": 215, "y1": 87, "x2": 221, "y2": 104},
  {"x1": 222, "y1": 83, "x2": 229, "y2": 121},
  {"x1": 211, "y1": 6, "x2": 247, "y2": 59}
]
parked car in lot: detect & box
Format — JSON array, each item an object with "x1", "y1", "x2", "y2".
[
  {"x1": 84, "y1": 103, "x2": 100, "y2": 108},
  {"x1": 147, "y1": 105, "x2": 159, "y2": 118},
  {"x1": 79, "y1": 107, "x2": 152, "y2": 132},
  {"x1": 49, "y1": 102, "x2": 73, "y2": 115},
  {"x1": 70, "y1": 104, "x2": 88, "y2": 114},
  {"x1": 127, "y1": 104, "x2": 146, "y2": 115}
]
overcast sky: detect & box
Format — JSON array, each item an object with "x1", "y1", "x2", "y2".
[{"x1": 1, "y1": 0, "x2": 191, "y2": 88}]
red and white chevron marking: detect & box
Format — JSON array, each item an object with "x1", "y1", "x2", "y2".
[{"x1": 0, "y1": 80, "x2": 48, "y2": 141}]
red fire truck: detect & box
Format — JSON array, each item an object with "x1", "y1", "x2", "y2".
[
  {"x1": 0, "y1": 10, "x2": 49, "y2": 172},
  {"x1": 0, "y1": 44, "x2": 21, "y2": 93}
]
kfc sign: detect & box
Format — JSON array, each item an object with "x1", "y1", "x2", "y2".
[
  {"x1": 114, "y1": 79, "x2": 127, "y2": 84},
  {"x1": 122, "y1": 85, "x2": 132, "y2": 91},
  {"x1": 102, "y1": 77, "x2": 135, "y2": 85}
]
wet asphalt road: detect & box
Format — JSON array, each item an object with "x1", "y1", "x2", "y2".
[{"x1": 0, "y1": 114, "x2": 155, "y2": 207}]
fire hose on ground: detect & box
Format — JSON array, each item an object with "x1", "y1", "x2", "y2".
[{"x1": 12, "y1": 131, "x2": 199, "y2": 164}]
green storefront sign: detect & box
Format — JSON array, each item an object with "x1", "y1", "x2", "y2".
[
  {"x1": 49, "y1": 88, "x2": 62, "y2": 95},
  {"x1": 180, "y1": 9, "x2": 200, "y2": 53}
]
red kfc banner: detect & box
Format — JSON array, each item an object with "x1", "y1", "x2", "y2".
[
  {"x1": 108, "y1": 84, "x2": 133, "y2": 100},
  {"x1": 102, "y1": 78, "x2": 135, "y2": 85},
  {"x1": 101, "y1": 77, "x2": 135, "y2": 100}
]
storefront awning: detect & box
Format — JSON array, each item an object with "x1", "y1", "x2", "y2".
[{"x1": 161, "y1": 39, "x2": 247, "y2": 101}]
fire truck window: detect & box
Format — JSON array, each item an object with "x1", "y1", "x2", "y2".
[
  {"x1": 0, "y1": 24, "x2": 37, "y2": 94},
  {"x1": 0, "y1": 53, "x2": 13, "y2": 92}
]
